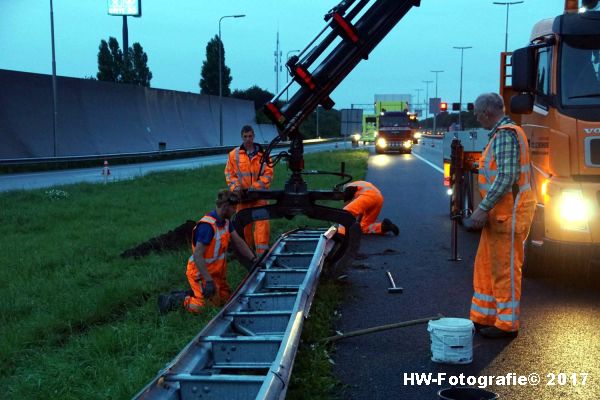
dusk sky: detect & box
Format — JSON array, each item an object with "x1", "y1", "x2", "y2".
[{"x1": 1, "y1": 1, "x2": 565, "y2": 112}]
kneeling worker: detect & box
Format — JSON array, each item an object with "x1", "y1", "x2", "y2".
[
  {"x1": 158, "y1": 189, "x2": 257, "y2": 314},
  {"x1": 338, "y1": 180, "x2": 399, "y2": 236}
]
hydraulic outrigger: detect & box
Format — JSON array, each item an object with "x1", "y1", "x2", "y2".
[{"x1": 235, "y1": 0, "x2": 421, "y2": 268}]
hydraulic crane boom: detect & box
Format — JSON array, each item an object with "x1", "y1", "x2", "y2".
[
  {"x1": 263, "y1": 0, "x2": 421, "y2": 176},
  {"x1": 235, "y1": 0, "x2": 420, "y2": 268}
]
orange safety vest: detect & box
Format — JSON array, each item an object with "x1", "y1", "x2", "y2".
[
  {"x1": 225, "y1": 145, "x2": 273, "y2": 191},
  {"x1": 189, "y1": 214, "x2": 231, "y2": 276},
  {"x1": 478, "y1": 124, "x2": 532, "y2": 204}
]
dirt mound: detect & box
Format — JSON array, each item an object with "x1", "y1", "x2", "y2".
[{"x1": 121, "y1": 220, "x2": 196, "y2": 258}]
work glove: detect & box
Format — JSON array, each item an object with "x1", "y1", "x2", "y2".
[{"x1": 202, "y1": 280, "x2": 216, "y2": 298}]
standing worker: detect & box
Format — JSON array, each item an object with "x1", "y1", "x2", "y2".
[
  {"x1": 467, "y1": 93, "x2": 536, "y2": 339},
  {"x1": 339, "y1": 181, "x2": 399, "y2": 236},
  {"x1": 225, "y1": 125, "x2": 274, "y2": 256},
  {"x1": 158, "y1": 189, "x2": 257, "y2": 314}
]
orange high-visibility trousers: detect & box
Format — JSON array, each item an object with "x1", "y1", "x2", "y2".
[
  {"x1": 237, "y1": 200, "x2": 270, "y2": 255},
  {"x1": 183, "y1": 258, "x2": 231, "y2": 313},
  {"x1": 344, "y1": 191, "x2": 384, "y2": 234},
  {"x1": 469, "y1": 193, "x2": 535, "y2": 332}
]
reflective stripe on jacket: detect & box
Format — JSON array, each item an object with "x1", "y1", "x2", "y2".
[{"x1": 225, "y1": 145, "x2": 274, "y2": 191}]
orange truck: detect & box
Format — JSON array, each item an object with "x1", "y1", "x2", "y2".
[{"x1": 447, "y1": 0, "x2": 600, "y2": 275}]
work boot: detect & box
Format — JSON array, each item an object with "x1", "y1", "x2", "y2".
[
  {"x1": 382, "y1": 218, "x2": 399, "y2": 236},
  {"x1": 479, "y1": 326, "x2": 518, "y2": 339},
  {"x1": 157, "y1": 291, "x2": 188, "y2": 315}
]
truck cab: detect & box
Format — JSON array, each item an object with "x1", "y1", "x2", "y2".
[
  {"x1": 504, "y1": 0, "x2": 600, "y2": 273},
  {"x1": 375, "y1": 111, "x2": 417, "y2": 154}
]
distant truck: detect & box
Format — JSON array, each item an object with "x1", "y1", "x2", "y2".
[
  {"x1": 361, "y1": 113, "x2": 378, "y2": 144},
  {"x1": 372, "y1": 100, "x2": 419, "y2": 154}
]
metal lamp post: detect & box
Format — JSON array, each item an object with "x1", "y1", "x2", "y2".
[
  {"x1": 453, "y1": 46, "x2": 472, "y2": 129},
  {"x1": 493, "y1": 1, "x2": 524, "y2": 53},
  {"x1": 50, "y1": 0, "x2": 57, "y2": 157},
  {"x1": 422, "y1": 80, "x2": 432, "y2": 128},
  {"x1": 414, "y1": 88, "x2": 423, "y2": 115},
  {"x1": 431, "y1": 70, "x2": 444, "y2": 135},
  {"x1": 286, "y1": 49, "x2": 300, "y2": 102},
  {"x1": 219, "y1": 14, "x2": 245, "y2": 147}
]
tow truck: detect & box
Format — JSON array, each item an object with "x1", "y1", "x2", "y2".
[{"x1": 446, "y1": 0, "x2": 600, "y2": 275}]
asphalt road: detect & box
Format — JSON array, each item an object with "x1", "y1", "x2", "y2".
[
  {"x1": 0, "y1": 141, "x2": 345, "y2": 192},
  {"x1": 332, "y1": 140, "x2": 600, "y2": 400}
]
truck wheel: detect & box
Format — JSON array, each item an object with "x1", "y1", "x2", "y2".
[{"x1": 375, "y1": 147, "x2": 384, "y2": 154}]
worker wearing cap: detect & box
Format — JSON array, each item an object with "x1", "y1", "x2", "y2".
[
  {"x1": 338, "y1": 181, "x2": 399, "y2": 236},
  {"x1": 468, "y1": 93, "x2": 536, "y2": 339},
  {"x1": 225, "y1": 125, "x2": 274, "y2": 256},
  {"x1": 158, "y1": 189, "x2": 257, "y2": 314}
]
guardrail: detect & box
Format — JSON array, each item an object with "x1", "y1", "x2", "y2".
[
  {"x1": 420, "y1": 134, "x2": 444, "y2": 140},
  {"x1": 134, "y1": 227, "x2": 334, "y2": 400},
  {"x1": 0, "y1": 138, "x2": 345, "y2": 172}
]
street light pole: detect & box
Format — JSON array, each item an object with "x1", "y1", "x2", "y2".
[
  {"x1": 453, "y1": 46, "x2": 472, "y2": 129},
  {"x1": 414, "y1": 88, "x2": 423, "y2": 115},
  {"x1": 50, "y1": 0, "x2": 58, "y2": 157},
  {"x1": 493, "y1": 1, "x2": 524, "y2": 53},
  {"x1": 286, "y1": 49, "x2": 300, "y2": 102},
  {"x1": 431, "y1": 70, "x2": 444, "y2": 134},
  {"x1": 218, "y1": 14, "x2": 245, "y2": 147},
  {"x1": 422, "y1": 80, "x2": 432, "y2": 125}
]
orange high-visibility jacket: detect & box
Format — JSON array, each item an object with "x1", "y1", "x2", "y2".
[
  {"x1": 184, "y1": 214, "x2": 232, "y2": 313},
  {"x1": 344, "y1": 181, "x2": 382, "y2": 200},
  {"x1": 342, "y1": 181, "x2": 385, "y2": 234},
  {"x1": 470, "y1": 123, "x2": 535, "y2": 332},
  {"x1": 225, "y1": 144, "x2": 273, "y2": 191}
]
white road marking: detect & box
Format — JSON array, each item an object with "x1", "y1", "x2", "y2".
[{"x1": 412, "y1": 151, "x2": 443, "y2": 174}]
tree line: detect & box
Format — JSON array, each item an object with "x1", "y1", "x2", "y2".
[{"x1": 93, "y1": 35, "x2": 340, "y2": 137}]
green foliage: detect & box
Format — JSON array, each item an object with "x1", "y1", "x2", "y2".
[
  {"x1": 232, "y1": 85, "x2": 274, "y2": 110},
  {"x1": 200, "y1": 35, "x2": 231, "y2": 96},
  {"x1": 129, "y1": 43, "x2": 153, "y2": 86},
  {"x1": 299, "y1": 107, "x2": 341, "y2": 139},
  {"x1": 231, "y1": 85, "x2": 279, "y2": 124},
  {"x1": 0, "y1": 150, "x2": 368, "y2": 399},
  {"x1": 96, "y1": 37, "x2": 152, "y2": 87}
]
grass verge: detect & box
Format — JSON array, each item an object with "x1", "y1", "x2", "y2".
[{"x1": 0, "y1": 150, "x2": 367, "y2": 399}]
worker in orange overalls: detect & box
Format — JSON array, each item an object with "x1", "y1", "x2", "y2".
[
  {"x1": 225, "y1": 125, "x2": 274, "y2": 256},
  {"x1": 467, "y1": 93, "x2": 536, "y2": 339},
  {"x1": 158, "y1": 189, "x2": 257, "y2": 314},
  {"x1": 338, "y1": 181, "x2": 399, "y2": 236}
]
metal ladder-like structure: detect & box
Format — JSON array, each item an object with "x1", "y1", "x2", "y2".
[{"x1": 134, "y1": 227, "x2": 336, "y2": 400}]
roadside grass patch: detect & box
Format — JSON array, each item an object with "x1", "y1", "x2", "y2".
[{"x1": 0, "y1": 150, "x2": 367, "y2": 398}]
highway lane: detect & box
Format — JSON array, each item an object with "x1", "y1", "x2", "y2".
[
  {"x1": 0, "y1": 141, "x2": 346, "y2": 192},
  {"x1": 333, "y1": 142, "x2": 600, "y2": 400}
]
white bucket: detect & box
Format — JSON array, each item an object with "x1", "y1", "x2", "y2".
[{"x1": 428, "y1": 318, "x2": 474, "y2": 364}]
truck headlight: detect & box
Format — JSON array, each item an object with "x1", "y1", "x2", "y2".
[
  {"x1": 403, "y1": 140, "x2": 412, "y2": 149},
  {"x1": 557, "y1": 189, "x2": 591, "y2": 231},
  {"x1": 352, "y1": 133, "x2": 361, "y2": 142},
  {"x1": 376, "y1": 138, "x2": 387, "y2": 148},
  {"x1": 414, "y1": 131, "x2": 422, "y2": 139}
]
